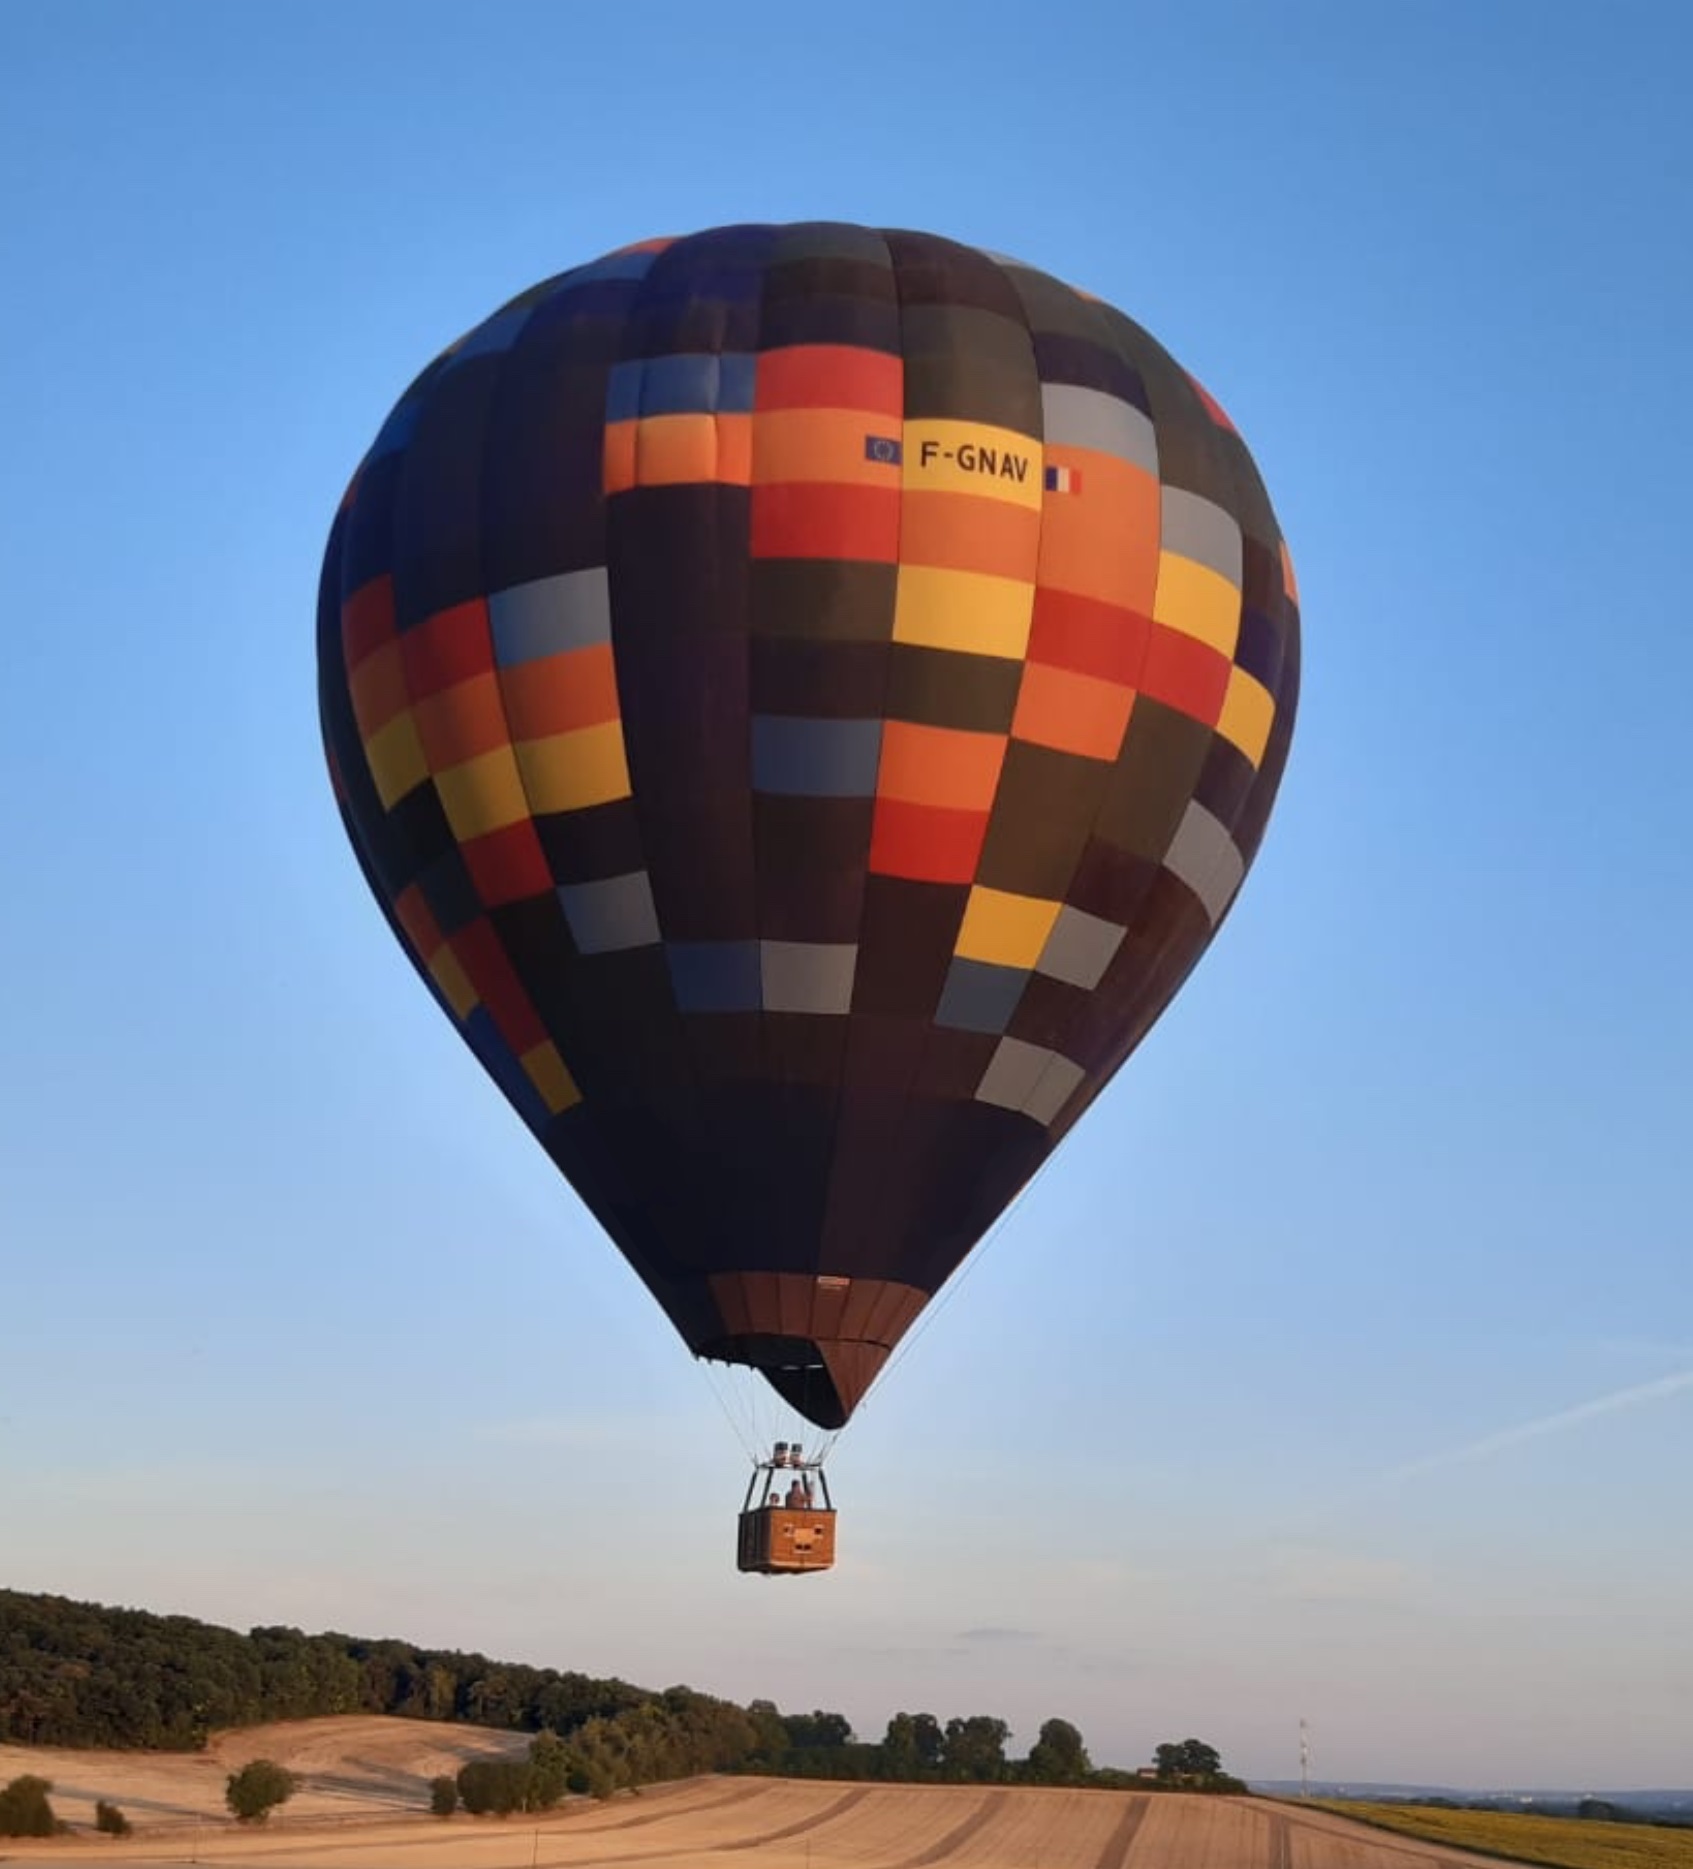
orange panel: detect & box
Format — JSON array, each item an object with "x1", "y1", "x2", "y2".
[
  {"x1": 1036, "y1": 454, "x2": 1159, "y2": 608},
  {"x1": 603, "y1": 420, "x2": 637, "y2": 494},
  {"x1": 754, "y1": 407, "x2": 905, "y2": 487},
  {"x1": 459, "y1": 819, "x2": 554, "y2": 908},
  {"x1": 392, "y1": 885, "x2": 444, "y2": 964},
  {"x1": 1011, "y1": 662, "x2": 1135, "y2": 761},
  {"x1": 899, "y1": 491, "x2": 1042, "y2": 580},
  {"x1": 412, "y1": 672, "x2": 512, "y2": 772},
  {"x1": 636, "y1": 414, "x2": 721, "y2": 485},
  {"x1": 878, "y1": 720, "x2": 1006, "y2": 810},
  {"x1": 1027, "y1": 587, "x2": 1152, "y2": 686},
  {"x1": 756, "y1": 344, "x2": 903, "y2": 415},
  {"x1": 342, "y1": 575, "x2": 395, "y2": 669},
  {"x1": 869, "y1": 798, "x2": 990, "y2": 884},
  {"x1": 716, "y1": 412, "x2": 753, "y2": 484},
  {"x1": 751, "y1": 483, "x2": 900, "y2": 561},
  {"x1": 347, "y1": 639, "x2": 410, "y2": 741},
  {"x1": 500, "y1": 643, "x2": 621, "y2": 739},
  {"x1": 1281, "y1": 538, "x2": 1300, "y2": 606}
]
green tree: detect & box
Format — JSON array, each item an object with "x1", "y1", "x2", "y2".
[
  {"x1": 745, "y1": 1699, "x2": 789, "y2": 1763},
  {"x1": 942, "y1": 1716, "x2": 1010, "y2": 1781},
  {"x1": 527, "y1": 1732, "x2": 572, "y2": 1811},
  {"x1": 781, "y1": 1709, "x2": 853, "y2": 1748},
  {"x1": 0, "y1": 1774, "x2": 57, "y2": 1837},
  {"x1": 95, "y1": 1799, "x2": 133, "y2": 1835},
  {"x1": 225, "y1": 1759, "x2": 298, "y2": 1822},
  {"x1": 429, "y1": 1775, "x2": 458, "y2": 1817},
  {"x1": 456, "y1": 1759, "x2": 532, "y2": 1816},
  {"x1": 1153, "y1": 1738, "x2": 1225, "y2": 1785},
  {"x1": 1025, "y1": 1718, "x2": 1090, "y2": 1784}
]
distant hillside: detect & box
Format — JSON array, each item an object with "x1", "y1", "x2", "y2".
[
  {"x1": 0, "y1": 1587, "x2": 652, "y2": 1750},
  {"x1": 0, "y1": 1588, "x2": 1153, "y2": 1801},
  {"x1": 1253, "y1": 1783, "x2": 1693, "y2": 1822}
]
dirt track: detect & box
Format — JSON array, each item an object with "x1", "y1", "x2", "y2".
[{"x1": 0, "y1": 1720, "x2": 1512, "y2": 1868}]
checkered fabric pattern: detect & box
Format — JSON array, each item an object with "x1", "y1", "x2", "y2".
[{"x1": 318, "y1": 223, "x2": 1301, "y2": 1428}]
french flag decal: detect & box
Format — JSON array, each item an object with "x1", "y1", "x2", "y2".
[{"x1": 1044, "y1": 464, "x2": 1083, "y2": 494}]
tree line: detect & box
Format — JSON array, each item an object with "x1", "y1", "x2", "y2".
[{"x1": 0, "y1": 1589, "x2": 1241, "y2": 1805}]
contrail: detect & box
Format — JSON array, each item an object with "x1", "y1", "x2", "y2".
[{"x1": 1387, "y1": 1368, "x2": 1693, "y2": 1481}]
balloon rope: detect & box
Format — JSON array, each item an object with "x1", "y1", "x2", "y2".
[{"x1": 699, "y1": 1358, "x2": 762, "y2": 1464}]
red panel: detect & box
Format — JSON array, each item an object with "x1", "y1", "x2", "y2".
[
  {"x1": 756, "y1": 345, "x2": 903, "y2": 415},
  {"x1": 342, "y1": 575, "x2": 396, "y2": 670},
  {"x1": 401, "y1": 599, "x2": 496, "y2": 698},
  {"x1": 1027, "y1": 588, "x2": 1151, "y2": 686},
  {"x1": 1137, "y1": 625, "x2": 1231, "y2": 728},
  {"x1": 449, "y1": 919, "x2": 547, "y2": 1053},
  {"x1": 868, "y1": 798, "x2": 990, "y2": 884},
  {"x1": 459, "y1": 819, "x2": 554, "y2": 909},
  {"x1": 751, "y1": 483, "x2": 900, "y2": 561}
]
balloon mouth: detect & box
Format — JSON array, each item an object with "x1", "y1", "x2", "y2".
[{"x1": 701, "y1": 1332, "x2": 872, "y2": 1431}]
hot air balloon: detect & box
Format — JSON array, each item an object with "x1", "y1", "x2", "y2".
[{"x1": 317, "y1": 223, "x2": 1299, "y2": 1572}]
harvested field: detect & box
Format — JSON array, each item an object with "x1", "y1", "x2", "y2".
[{"x1": 0, "y1": 1723, "x2": 1569, "y2": 1868}]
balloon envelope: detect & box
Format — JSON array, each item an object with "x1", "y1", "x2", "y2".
[{"x1": 317, "y1": 224, "x2": 1300, "y2": 1428}]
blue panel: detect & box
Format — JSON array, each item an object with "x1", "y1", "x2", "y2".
[
  {"x1": 366, "y1": 398, "x2": 421, "y2": 462},
  {"x1": 561, "y1": 250, "x2": 664, "y2": 286},
  {"x1": 490, "y1": 568, "x2": 611, "y2": 665},
  {"x1": 717, "y1": 353, "x2": 757, "y2": 412},
  {"x1": 446, "y1": 305, "x2": 534, "y2": 363},
  {"x1": 605, "y1": 359, "x2": 645, "y2": 423},
  {"x1": 935, "y1": 958, "x2": 1029, "y2": 1034},
  {"x1": 667, "y1": 941, "x2": 762, "y2": 1013},
  {"x1": 464, "y1": 1008, "x2": 549, "y2": 1134},
  {"x1": 752, "y1": 716, "x2": 882, "y2": 797},
  {"x1": 639, "y1": 352, "x2": 721, "y2": 416}
]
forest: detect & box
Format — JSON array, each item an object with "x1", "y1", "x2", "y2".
[{"x1": 0, "y1": 1589, "x2": 1242, "y2": 1796}]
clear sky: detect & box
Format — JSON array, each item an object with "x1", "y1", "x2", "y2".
[{"x1": 3, "y1": 0, "x2": 1690, "y2": 1794}]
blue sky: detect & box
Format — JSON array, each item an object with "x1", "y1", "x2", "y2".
[{"x1": 3, "y1": 0, "x2": 1690, "y2": 1791}]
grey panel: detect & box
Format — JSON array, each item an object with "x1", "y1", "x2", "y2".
[
  {"x1": 1160, "y1": 487, "x2": 1243, "y2": 588},
  {"x1": 1024, "y1": 1052, "x2": 1087, "y2": 1126},
  {"x1": 1163, "y1": 800, "x2": 1246, "y2": 925},
  {"x1": 935, "y1": 958, "x2": 1028, "y2": 1034},
  {"x1": 490, "y1": 567, "x2": 612, "y2": 665},
  {"x1": 761, "y1": 941, "x2": 857, "y2": 1015},
  {"x1": 974, "y1": 1036, "x2": 1054, "y2": 1111},
  {"x1": 751, "y1": 715, "x2": 882, "y2": 797},
  {"x1": 974, "y1": 1036, "x2": 1086, "y2": 1124},
  {"x1": 1036, "y1": 904, "x2": 1126, "y2": 990},
  {"x1": 557, "y1": 871, "x2": 661, "y2": 954},
  {"x1": 1040, "y1": 384, "x2": 1157, "y2": 474}
]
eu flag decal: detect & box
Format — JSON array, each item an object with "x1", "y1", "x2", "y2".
[{"x1": 864, "y1": 434, "x2": 903, "y2": 466}]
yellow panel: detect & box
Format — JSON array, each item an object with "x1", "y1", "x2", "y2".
[
  {"x1": 1152, "y1": 552, "x2": 1241, "y2": 657},
  {"x1": 955, "y1": 886, "x2": 1064, "y2": 969},
  {"x1": 433, "y1": 745, "x2": 531, "y2": 840},
  {"x1": 516, "y1": 719, "x2": 631, "y2": 813},
  {"x1": 363, "y1": 711, "x2": 429, "y2": 809},
  {"x1": 893, "y1": 565, "x2": 1034, "y2": 661},
  {"x1": 1217, "y1": 665, "x2": 1275, "y2": 767},
  {"x1": 427, "y1": 946, "x2": 478, "y2": 1020},
  {"x1": 521, "y1": 1040, "x2": 582, "y2": 1114},
  {"x1": 904, "y1": 421, "x2": 1043, "y2": 510}
]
